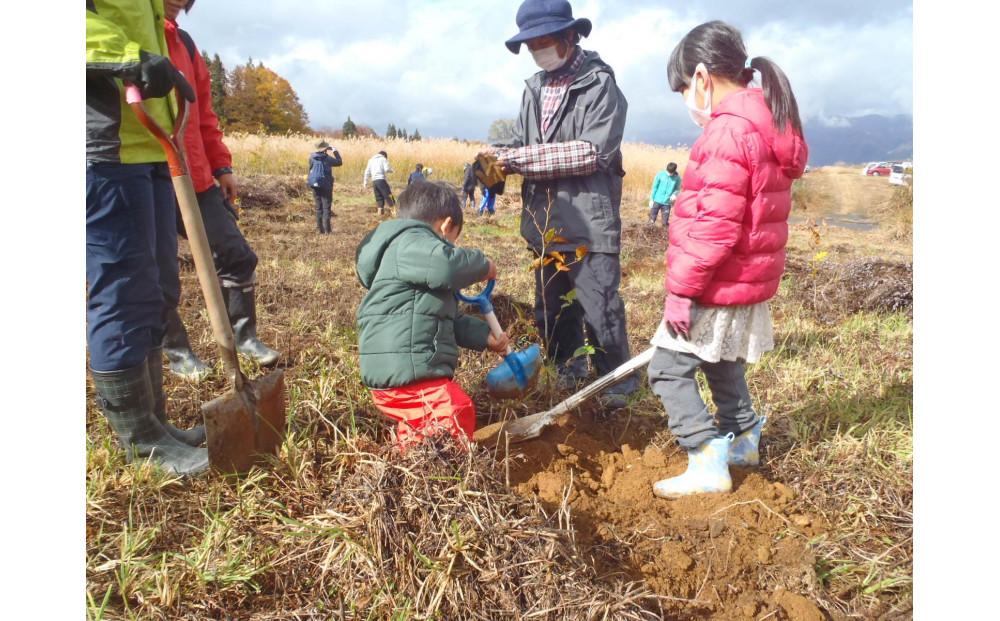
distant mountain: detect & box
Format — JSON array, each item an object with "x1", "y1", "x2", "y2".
[
  {"x1": 631, "y1": 113, "x2": 912, "y2": 167},
  {"x1": 803, "y1": 114, "x2": 912, "y2": 166}
]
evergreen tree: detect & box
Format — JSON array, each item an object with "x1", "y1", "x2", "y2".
[
  {"x1": 399, "y1": 128, "x2": 408, "y2": 141},
  {"x1": 412, "y1": 128, "x2": 422, "y2": 141},
  {"x1": 207, "y1": 53, "x2": 227, "y2": 123},
  {"x1": 343, "y1": 116, "x2": 358, "y2": 138},
  {"x1": 386, "y1": 123, "x2": 397, "y2": 139}
]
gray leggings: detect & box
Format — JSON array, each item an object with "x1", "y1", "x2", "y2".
[{"x1": 647, "y1": 347, "x2": 759, "y2": 449}]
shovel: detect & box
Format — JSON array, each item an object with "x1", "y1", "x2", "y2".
[
  {"x1": 456, "y1": 280, "x2": 542, "y2": 398},
  {"x1": 126, "y1": 85, "x2": 287, "y2": 474},
  {"x1": 477, "y1": 347, "x2": 656, "y2": 444}
]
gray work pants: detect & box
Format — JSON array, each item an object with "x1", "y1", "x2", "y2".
[
  {"x1": 647, "y1": 346, "x2": 760, "y2": 449},
  {"x1": 533, "y1": 251, "x2": 638, "y2": 394}
]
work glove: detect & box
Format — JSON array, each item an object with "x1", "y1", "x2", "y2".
[
  {"x1": 137, "y1": 51, "x2": 195, "y2": 102},
  {"x1": 473, "y1": 153, "x2": 507, "y2": 195},
  {"x1": 649, "y1": 200, "x2": 655, "y2": 209},
  {"x1": 664, "y1": 293, "x2": 693, "y2": 338}
]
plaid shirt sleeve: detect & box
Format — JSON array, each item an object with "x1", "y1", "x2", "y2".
[{"x1": 495, "y1": 140, "x2": 599, "y2": 181}]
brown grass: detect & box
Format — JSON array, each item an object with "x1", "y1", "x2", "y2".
[{"x1": 86, "y1": 159, "x2": 912, "y2": 620}]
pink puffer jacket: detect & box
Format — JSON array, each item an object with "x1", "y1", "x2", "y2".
[{"x1": 666, "y1": 88, "x2": 808, "y2": 306}]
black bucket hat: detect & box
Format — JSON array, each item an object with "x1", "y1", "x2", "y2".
[{"x1": 505, "y1": 0, "x2": 592, "y2": 54}]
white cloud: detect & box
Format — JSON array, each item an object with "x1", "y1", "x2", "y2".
[{"x1": 178, "y1": 0, "x2": 912, "y2": 142}]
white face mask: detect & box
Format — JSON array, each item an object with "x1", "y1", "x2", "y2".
[
  {"x1": 531, "y1": 44, "x2": 568, "y2": 72},
  {"x1": 685, "y1": 63, "x2": 712, "y2": 128}
]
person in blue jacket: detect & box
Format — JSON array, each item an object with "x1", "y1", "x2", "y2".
[
  {"x1": 649, "y1": 162, "x2": 681, "y2": 227},
  {"x1": 307, "y1": 140, "x2": 343, "y2": 234},
  {"x1": 408, "y1": 163, "x2": 427, "y2": 186}
]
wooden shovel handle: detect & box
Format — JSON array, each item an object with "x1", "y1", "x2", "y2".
[{"x1": 127, "y1": 85, "x2": 245, "y2": 390}]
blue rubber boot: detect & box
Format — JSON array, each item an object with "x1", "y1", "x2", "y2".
[
  {"x1": 729, "y1": 416, "x2": 766, "y2": 467},
  {"x1": 653, "y1": 435, "x2": 734, "y2": 499}
]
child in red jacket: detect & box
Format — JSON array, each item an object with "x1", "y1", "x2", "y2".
[
  {"x1": 649, "y1": 21, "x2": 808, "y2": 498},
  {"x1": 159, "y1": 0, "x2": 281, "y2": 381}
]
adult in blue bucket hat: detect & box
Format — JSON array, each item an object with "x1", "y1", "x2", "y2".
[
  {"x1": 487, "y1": 0, "x2": 638, "y2": 411},
  {"x1": 504, "y1": 0, "x2": 592, "y2": 54}
]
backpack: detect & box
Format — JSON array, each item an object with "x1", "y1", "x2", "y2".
[{"x1": 308, "y1": 157, "x2": 328, "y2": 188}]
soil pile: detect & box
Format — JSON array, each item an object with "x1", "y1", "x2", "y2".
[
  {"x1": 238, "y1": 174, "x2": 310, "y2": 210},
  {"x1": 787, "y1": 256, "x2": 912, "y2": 321},
  {"x1": 485, "y1": 409, "x2": 829, "y2": 620},
  {"x1": 269, "y1": 437, "x2": 661, "y2": 620}
]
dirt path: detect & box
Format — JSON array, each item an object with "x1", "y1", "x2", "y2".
[{"x1": 809, "y1": 166, "x2": 895, "y2": 217}]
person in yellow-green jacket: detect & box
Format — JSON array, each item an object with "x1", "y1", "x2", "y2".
[{"x1": 86, "y1": 0, "x2": 207, "y2": 477}]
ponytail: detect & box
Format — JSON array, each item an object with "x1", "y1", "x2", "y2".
[
  {"x1": 668, "y1": 21, "x2": 804, "y2": 137},
  {"x1": 749, "y1": 56, "x2": 803, "y2": 136}
]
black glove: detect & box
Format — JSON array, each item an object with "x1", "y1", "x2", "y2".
[{"x1": 137, "y1": 51, "x2": 195, "y2": 102}]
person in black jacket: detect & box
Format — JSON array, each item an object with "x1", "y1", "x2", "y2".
[
  {"x1": 307, "y1": 140, "x2": 343, "y2": 234},
  {"x1": 461, "y1": 163, "x2": 478, "y2": 209}
]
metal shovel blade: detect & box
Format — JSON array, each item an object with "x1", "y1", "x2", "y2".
[
  {"x1": 203, "y1": 369, "x2": 286, "y2": 474},
  {"x1": 478, "y1": 347, "x2": 657, "y2": 445}
]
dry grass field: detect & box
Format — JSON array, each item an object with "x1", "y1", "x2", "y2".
[{"x1": 86, "y1": 137, "x2": 912, "y2": 620}]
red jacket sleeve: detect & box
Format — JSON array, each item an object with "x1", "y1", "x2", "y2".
[
  {"x1": 667, "y1": 128, "x2": 750, "y2": 298},
  {"x1": 192, "y1": 45, "x2": 231, "y2": 172}
]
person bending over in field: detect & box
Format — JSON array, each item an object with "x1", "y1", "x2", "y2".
[
  {"x1": 461, "y1": 162, "x2": 478, "y2": 209},
  {"x1": 362, "y1": 150, "x2": 394, "y2": 216},
  {"x1": 355, "y1": 182, "x2": 509, "y2": 451},
  {"x1": 648, "y1": 21, "x2": 807, "y2": 498},
  {"x1": 159, "y1": 0, "x2": 281, "y2": 381},
  {"x1": 484, "y1": 0, "x2": 636, "y2": 410}
]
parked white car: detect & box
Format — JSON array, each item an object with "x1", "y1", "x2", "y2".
[{"x1": 889, "y1": 164, "x2": 912, "y2": 186}]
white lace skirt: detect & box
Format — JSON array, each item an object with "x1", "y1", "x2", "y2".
[{"x1": 650, "y1": 301, "x2": 775, "y2": 363}]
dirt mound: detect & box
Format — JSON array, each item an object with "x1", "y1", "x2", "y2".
[
  {"x1": 238, "y1": 173, "x2": 310, "y2": 210},
  {"x1": 489, "y1": 410, "x2": 829, "y2": 620},
  {"x1": 786, "y1": 256, "x2": 912, "y2": 321},
  {"x1": 272, "y1": 437, "x2": 660, "y2": 620}
]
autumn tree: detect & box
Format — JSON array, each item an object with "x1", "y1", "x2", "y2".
[{"x1": 224, "y1": 58, "x2": 310, "y2": 133}]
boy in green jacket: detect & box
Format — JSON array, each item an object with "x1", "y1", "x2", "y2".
[{"x1": 355, "y1": 182, "x2": 508, "y2": 450}]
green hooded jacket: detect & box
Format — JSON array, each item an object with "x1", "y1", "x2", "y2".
[
  {"x1": 86, "y1": 0, "x2": 176, "y2": 164},
  {"x1": 356, "y1": 219, "x2": 491, "y2": 390}
]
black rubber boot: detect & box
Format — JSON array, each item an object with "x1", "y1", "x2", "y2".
[
  {"x1": 91, "y1": 361, "x2": 209, "y2": 477},
  {"x1": 224, "y1": 285, "x2": 280, "y2": 366},
  {"x1": 147, "y1": 347, "x2": 206, "y2": 447},
  {"x1": 162, "y1": 307, "x2": 211, "y2": 381}
]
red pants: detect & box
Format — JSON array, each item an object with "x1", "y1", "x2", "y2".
[{"x1": 370, "y1": 378, "x2": 476, "y2": 451}]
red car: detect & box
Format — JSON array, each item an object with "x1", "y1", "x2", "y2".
[{"x1": 866, "y1": 163, "x2": 891, "y2": 176}]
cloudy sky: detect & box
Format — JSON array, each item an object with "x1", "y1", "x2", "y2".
[{"x1": 180, "y1": 0, "x2": 912, "y2": 144}]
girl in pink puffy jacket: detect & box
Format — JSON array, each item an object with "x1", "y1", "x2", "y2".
[{"x1": 648, "y1": 21, "x2": 808, "y2": 499}]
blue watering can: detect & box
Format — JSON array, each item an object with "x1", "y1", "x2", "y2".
[{"x1": 456, "y1": 280, "x2": 542, "y2": 398}]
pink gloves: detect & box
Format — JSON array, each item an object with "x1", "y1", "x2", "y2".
[{"x1": 664, "y1": 293, "x2": 693, "y2": 338}]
